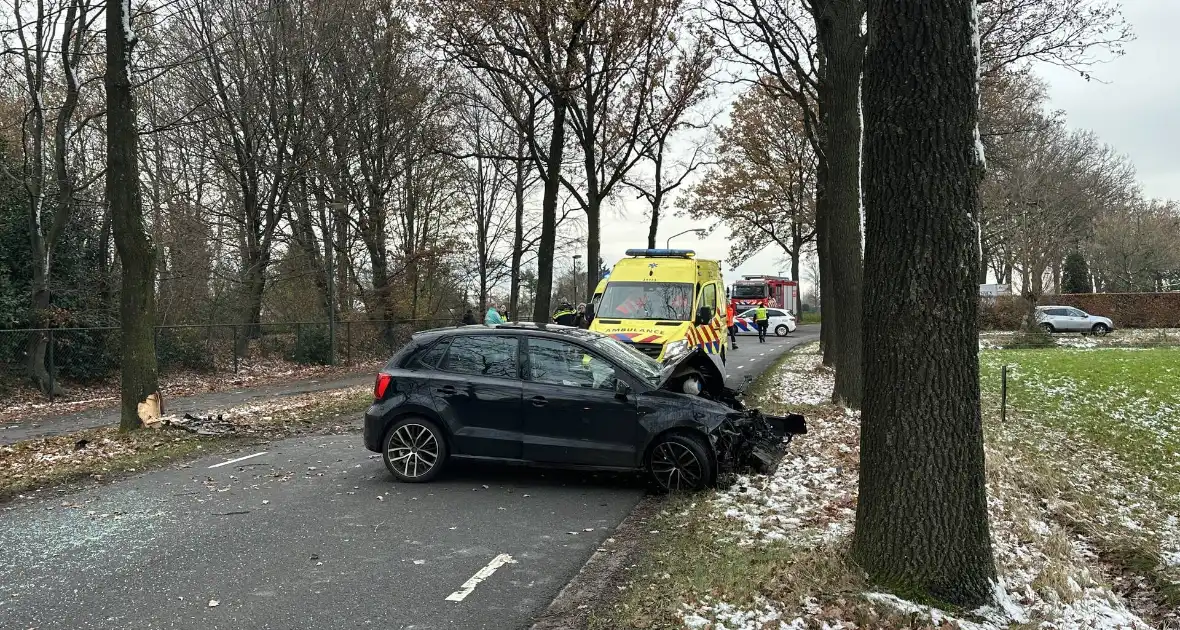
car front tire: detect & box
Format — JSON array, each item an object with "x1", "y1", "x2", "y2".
[
  {"x1": 775, "y1": 324, "x2": 788, "y2": 337},
  {"x1": 1092, "y1": 323, "x2": 1110, "y2": 336},
  {"x1": 647, "y1": 433, "x2": 714, "y2": 492},
  {"x1": 383, "y1": 417, "x2": 448, "y2": 483}
]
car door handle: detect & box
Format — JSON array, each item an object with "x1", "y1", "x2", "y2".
[
  {"x1": 437, "y1": 385, "x2": 456, "y2": 395},
  {"x1": 529, "y1": 395, "x2": 548, "y2": 407}
]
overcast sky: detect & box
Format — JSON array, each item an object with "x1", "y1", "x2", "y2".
[{"x1": 591, "y1": 1, "x2": 1176, "y2": 297}]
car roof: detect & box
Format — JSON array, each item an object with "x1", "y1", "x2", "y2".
[{"x1": 412, "y1": 322, "x2": 601, "y2": 342}]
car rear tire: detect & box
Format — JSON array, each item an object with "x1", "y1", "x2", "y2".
[
  {"x1": 1092, "y1": 323, "x2": 1110, "y2": 336},
  {"x1": 383, "y1": 417, "x2": 448, "y2": 483},
  {"x1": 647, "y1": 433, "x2": 713, "y2": 492},
  {"x1": 775, "y1": 324, "x2": 788, "y2": 337},
  {"x1": 1040, "y1": 323, "x2": 1055, "y2": 334}
]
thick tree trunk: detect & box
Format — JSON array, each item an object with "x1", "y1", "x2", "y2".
[
  {"x1": 816, "y1": 181, "x2": 833, "y2": 363},
  {"x1": 532, "y1": 97, "x2": 567, "y2": 323},
  {"x1": 509, "y1": 137, "x2": 526, "y2": 318},
  {"x1": 235, "y1": 257, "x2": 266, "y2": 355},
  {"x1": 852, "y1": 0, "x2": 996, "y2": 606},
  {"x1": 107, "y1": 0, "x2": 160, "y2": 432},
  {"x1": 646, "y1": 199, "x2": 660, "y2": 249},
  {"x1": 26, "y1": 266, "x2": 58, "y2": 395},
  {"x1": 586, "y1": 196, "x2": 601, "y2": 305},
  {"x1": 790, "y1": 247, "x2": 802, "y2": 315},
  {"x1": 816, "y1": 0, "x2": 865, "y2": 408}
]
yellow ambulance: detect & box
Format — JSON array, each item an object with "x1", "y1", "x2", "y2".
[{"x1": 590, "y1": 249, "x2": 728, "y2": 393}]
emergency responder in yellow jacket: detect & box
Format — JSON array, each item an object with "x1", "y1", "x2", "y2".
[
  {"x1": 552, "y1": 300, "x2": 577, "y2": 326},
  {"x1": 755, "y1": 305, "x2": 769, "y2": 343}
]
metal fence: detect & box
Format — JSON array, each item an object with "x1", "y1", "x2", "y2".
[{"x1": 0, "y1": 318, "x2": 457, "y2": 400}]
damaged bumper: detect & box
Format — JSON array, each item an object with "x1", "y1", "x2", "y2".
[{"x1": 706, "y1": 388, "x2": 807, "y2": 480}]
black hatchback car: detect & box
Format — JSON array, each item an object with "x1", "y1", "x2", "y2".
[{"x1": 363, "y1": 323, "x2": 804, "y2": 491}]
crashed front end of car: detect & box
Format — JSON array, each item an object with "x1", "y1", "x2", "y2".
[
  {"x1": 657, "y1": 349, "x2": 807, "y2": 482},
  {"x1": 712, "y1": 403, "x2": 806, "y2": 481}
]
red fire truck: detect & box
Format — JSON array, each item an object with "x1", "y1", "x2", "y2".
[{"x1": 729, "y1": 275, "x2": 799, "y2": 313}]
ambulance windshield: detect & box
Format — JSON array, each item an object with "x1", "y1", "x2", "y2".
[{"x1": 599, "y1": 282, "x2": 694, "y2": 321}]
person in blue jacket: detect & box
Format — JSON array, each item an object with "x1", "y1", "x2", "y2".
[{"x1": 485, "y1": 305, "x2": 505, "y2": 325}]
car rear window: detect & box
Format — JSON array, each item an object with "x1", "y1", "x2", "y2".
[{"x1": 439, "y1": 335, "x2": 519, "y2": 378}]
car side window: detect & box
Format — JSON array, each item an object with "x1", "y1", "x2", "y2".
[
  {"x1": 1069, "y1": 308, "x2": 1086, "y2": 318},
  {"x1": 527, "y1": 338, "x2": 617, "y2": 390},
  {"x1": 769, "y1": 309, "x2": 787, "y2": 317},
  {"x1": 739, "y1": 309, "x2": 754, "y2": 319},
  {"x1": 409, "y1": 338, "x2": 450, "y2": 369},
  {"x1": 438, "y1": 335, "x2": 519, "y2": 379}
]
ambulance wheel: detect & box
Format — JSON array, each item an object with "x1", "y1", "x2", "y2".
[{"x1": 775, "y1": 324, "x2": 789, "y2": 337}]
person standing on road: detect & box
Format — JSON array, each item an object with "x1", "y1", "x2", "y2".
[
  {"x1": 755, "y1": 304, "x2": 769, "y2": 343},
  {"x1": 461, "y1": 309, "x2": 476, "y2": 325},
  {"x1": 553, "y1": 300, "x2": 577, "y2": 326},
  {"x1": 726, "y1": 303, "x2": 738, "y2": 350},
  {"x1": 574, "y1": 303, "x2": 589, "y2": 328},
  {"x1": 485, "y1": 305, "x2": 505, "y2": 326}
]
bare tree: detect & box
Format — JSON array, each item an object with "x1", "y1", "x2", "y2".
[
  {"x1": 561, "y1": 0, "x2": 706, "y2": 300},
  {"x1": 983, "y1": 120, "x2": 1135, "y2": 324},
  {"x1": 620, "y1": 21, "x2": 719, "y2": 249},
  {"x1": 434, "y1": 0, "x2": 600, "y2": 322},
  {"x1": 706, "y1": 0, "x2": 864, "y2": 406},
  {"x1": 1088, "y1": 199, "x2": 1180, "y2": 292},
  {"x1": 680, "y1": 82, "x2": 816, "y2": 313},
  {"x1": 175, "y1": 0, "x2": 317, "y2": 349},
  {"x1": 978, "y1": 0, "x2": 1133, "y2": 78},
  {"x1": 1, "y1": 0, "x2": 102, "y2": 393},
  {"x1": 107, "y1": 0, "x2": 160, "y2": 430}
]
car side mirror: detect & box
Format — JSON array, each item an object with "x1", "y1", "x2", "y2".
[
  {"x1": 614, "y1": 379, "x2": 631, "y2": 400},
  {"x1": 695, "y1": 306, "x2": 713, "y2": 326}
]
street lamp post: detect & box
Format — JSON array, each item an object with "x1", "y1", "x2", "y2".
[{"x1": 666, "y1": 228, "x2": 707, "y2": 249}]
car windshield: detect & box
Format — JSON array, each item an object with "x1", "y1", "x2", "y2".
[
  {"x1": 732, "y1": 284, "x2": 766, "y2": 299},
  {"x1": 586, "y1": 335, "x2": 662, "y2": 386},
  {"x1": 598, "y1": 281, "x2": 694, "y2": 321}
]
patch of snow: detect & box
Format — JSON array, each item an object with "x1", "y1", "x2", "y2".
[{"x1": 674, "y1": 343, "x2": 1162, "y2": 629}]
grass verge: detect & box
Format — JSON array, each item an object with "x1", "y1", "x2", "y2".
[
  {"x1": 981, "y1": 347, "x2": 1180, "y2": 619},
  {"x1": 1, "y1": 386, "x2": 371, "y2": 504},
  {"x1": 596, "y1": 342, "x2": 1178, "y2": 628}
]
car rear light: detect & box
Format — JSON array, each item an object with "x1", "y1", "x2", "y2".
[{"x1": 374, "y1": 374, "x2": 392, "y2": 400}]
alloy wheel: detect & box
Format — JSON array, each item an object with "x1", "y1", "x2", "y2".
[
  {"x1": 650, "y1": 441, "x2": 704, "y2": 491},
  {"x1": 386, "y1": 423, "x2": 439, "y2": 479}
]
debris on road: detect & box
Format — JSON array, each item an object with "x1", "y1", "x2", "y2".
[
  {"x1": 2, "y1": 386, "x2": 369, "y2": 502},
  {"x1": 207, "y1": 599, "x2": 219, "y2": 608}
]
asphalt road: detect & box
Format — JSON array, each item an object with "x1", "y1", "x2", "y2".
[
  {"x1": 0, "y1": 327, "x2": 816, "y2": 630},
  {"x1": 0, "y1": 373, "x2": 374, "y2": 446}
]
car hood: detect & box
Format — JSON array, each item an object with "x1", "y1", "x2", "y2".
[{"x1": 655, "y1": 349, "x2": 701, "y2": 388}]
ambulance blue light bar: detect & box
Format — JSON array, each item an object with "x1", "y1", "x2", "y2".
[{"x1": 624, "y1": 248, "x2": 696, "y2": 258}]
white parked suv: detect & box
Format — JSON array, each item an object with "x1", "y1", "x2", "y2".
[
  {"x1": 735, "y1": 308, "x2": 797, "y2": 336},
  {"x1": 1035, "y1": 306, "x2": 1115, "y2": 335}
]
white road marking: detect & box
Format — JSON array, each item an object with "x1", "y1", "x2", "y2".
[
  {"x1": 209, "y1": 451, "x2": 268, "y2": 469},
  {"x1": 736, "y1": 365, "x2": 745, "y2": 369},
  {"x1": 445, "y1": 553, "x2": 517, "y2": 602}
]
